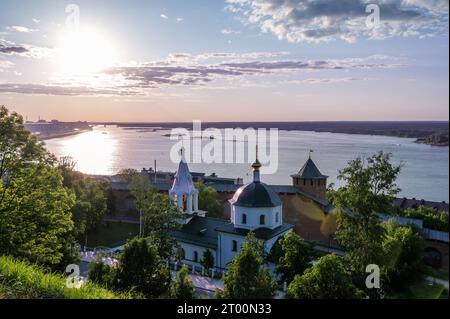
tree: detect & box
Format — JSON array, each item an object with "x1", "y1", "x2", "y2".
[
  {"x1": 140, "y1": 190, "x2": 183, "y2": 259},
  {"x1": 88, "y1": 257, "x2": 113, "y2": 287},
  {"x1": 200, "y1": 249, "x2": 215, "y2": 271},
  {"x1": 399, "y1": 206, "x2": 448, "y2": 232},
  {"x1": 287, "y1": 254, "x2": 362, "y2": 299},
  {"x1": 216, "y1": 233, "x2": 277, "y2": 299},
  {"x1": 116, "y1": 168, "x2": 140, "y2": 183},
  {"x1": 333, "y1": 151, "x2": 402, "y2": 274},
  {"x1": 382, "y1": 220, "x2": 424, "y2": 287},
  {"x1": 0, "y1": 106, "x2": 78, "y2": 269},
  {"x1": 58, "y1": 157, "x2": 109, "y2": 240},
  {"x1": 171, "y1": 265, "x2": 196, "y2": 299},
  {"x1": 195, "y1": 182, "x2": 222, "y2": 218},
  {"x1": 275, "y1": 232, "x2": 315, "y2": 284},
  {"x1": 112, "y1": 237, "x2": 171, "y2": 298}
]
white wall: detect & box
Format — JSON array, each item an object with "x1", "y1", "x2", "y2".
[
  {"x1": 178, "y1": 242, "x2": 217, "y2": 268},
  {"x1": 231, "y1": 205, "x2": 283, "y2": 230}
]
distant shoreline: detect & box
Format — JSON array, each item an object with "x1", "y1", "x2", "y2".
[
  {"x1": 36, "y1": 129, "x2": 92, "y2": 141},
  {"x1": 93, "y1": 121, "x2": 449, "y2": 147}
]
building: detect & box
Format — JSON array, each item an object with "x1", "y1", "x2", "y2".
[
  {"x1": 169, "y1": 151, "x2": 293, "y2": 270},
  {"x1": 110, "y1": 154, "x2": 449, "y2": 267}
]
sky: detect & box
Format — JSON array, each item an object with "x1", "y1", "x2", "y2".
[{"x1": 0, "y1": 0, "x2": 449, "y2": 122}]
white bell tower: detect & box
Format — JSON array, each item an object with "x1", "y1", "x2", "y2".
[{"x1": 169, "y1": 150, "x2": 199, "y2": 214}]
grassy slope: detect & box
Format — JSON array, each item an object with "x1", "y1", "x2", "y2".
[{"x1": 0, "y1": 256, "x2": 128, "y2": 299}]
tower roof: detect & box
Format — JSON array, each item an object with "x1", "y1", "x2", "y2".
[
  {"x1": 230, "y1": 182, "x2": 282, "y2": 208},
  {"x1": 292, "y1": 158, "x2": 328, "y2": 179},
  {"x1": 169, "y1": 158, "x2": 197, "y2": 195}
]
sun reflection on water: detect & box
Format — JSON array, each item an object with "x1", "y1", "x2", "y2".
[{"x1": 57, "y1": 129, "x2": 117, "y2": 175}]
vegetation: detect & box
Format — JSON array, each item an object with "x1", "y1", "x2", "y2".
[
  {"x1": 217, "y1": 233, "x2": 278, "y2": 299},
  {"x1": 333, "y1": 151, "x2": 402, "y2": 276},
  {"x1": 171, "y1": 265, "x2": 196, "y2": 299},
  {"x1": 110, "y1": 237, "x2": 171, "y2": 298},
  {"x1": 0, "y1": 255, "x2": 126, "y2": 299},
  {"x1": 382, "y1": 220, "x2": 424, "y2": 287},
  {"x1": 58, "y1": 156, "x2": 111, "y2": 241},
  {"x1": 127, "y1": 174, "x2": 183, "y2": 258},
  {"x1": 275, "y1": 232, "x2": 315, "y2": 284},
  {"x1": 200, "y1": 249, "x2": 215, "y2": 271},
  {"x1": 398, "y1": 206, "x2": 448, "y2": 232},
  {"x1": 195, "y1": 182, "x2": 223, "y2": 218},
  {"x1": 287, "y1": 254, "x2": 362, "y2": 299},
  {"x1": 0, "y1": 106, "x2": 78, "y2": 270}
]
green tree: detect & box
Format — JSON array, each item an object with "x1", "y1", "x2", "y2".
[
  {"x1": 117, "y1": 168, "x2": 140, "y2": 183},
  {"x1": 88, "y1": 257, "x2": 113, "y2": 287},
  {"x1": 217, "y1": 233, "x2": 277, "y2": 299},
  {"x1": 334, "y1": 151, "x2": 402, "y2": 274},
  {"x1": 195, "y1": 182, "x2": 222, "y2": 218},
  {"x1": 0, "y1": 106, "x2": 78, "y2": 269},
  {"x1": 382, "y1": 220, "x2": 424, "y2": 287},
  {"x1": 399, "y1": 206, "x2": 448, "y2": 232},
  {"x1": 275, "y1": 232, "x2": 315, "y2": 284},
  {"x1": 171, "y1": 265, "x2": 196, "y2": 299},
  {"x1": 200, "y1": 249, "x2": 215, "y2": 271},
  {"x1": 112, "y1": 237, "x2": 171, "y2": 298},
  {"x1": 287, "y1": 254, "x2": 362, "y2": 299},
  {"x1": 58, "y1": 157, "x2": 109, "y2": 240},
  {"x1": 140, "y1": 190, "x2": 183, "y2": 259}
]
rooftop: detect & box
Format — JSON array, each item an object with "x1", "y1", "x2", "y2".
[{"x1": 291, "y1": 158, "x2": 328, "y2": 179}]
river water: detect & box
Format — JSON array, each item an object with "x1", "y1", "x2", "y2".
[{"x1": 44, "y1": 125, "x2": 449, "y2": 202}]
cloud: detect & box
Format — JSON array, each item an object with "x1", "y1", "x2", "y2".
[
  {"x1": 160, "y1": 14, "x2": 169, "y2": 19},
  {"x1": 0, "y1": 39, "x2": 53, "y2": 59},
  {"x1": 0, "y1": 59, "x2": 14, "y2": 72},
  {"x1": 225, "y1": 0, "x2": 449, "y2": 43},
  {"x1": 0, "y1": 53, "x2": 402, "y2": 96},
  {"x1": 288, "y1": 77, "x2": 374, "y2": 84},
  {"x1": 221, "y1": 28, "x2": 241, "y2": 35},
  {"x1": 176, "y1": 17, "x2": 184, "y2": 22},
  {"x1": 32, "y1": 19, "x2": 40, "y2": 24},
  {"x1": 6, "y1": 25, "x2": 39, "y2": 33}
]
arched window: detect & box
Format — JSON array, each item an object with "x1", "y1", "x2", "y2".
[
  {"x1": 242, "y1": 214, "x2": 247, "y2": 224},
  {"x1": 310, "y1": 179, "x2": 314, "y2": 186},
  {"x1": 260, "y1": 215, "x2": 265, "y2": 225},
  {"x1": 182, "y1": 194, "x2": 187, "y2": 211},
  {"x1": 275, "y1": 212, "x2": 279, "y2": 223},
  {"x1": 193, "y1": 251, "x2": 198, "y2": 262},
  {"x1": 232, "y1": 240, "x2": 237, "y2": 252}
]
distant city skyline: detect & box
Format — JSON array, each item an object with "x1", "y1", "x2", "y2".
[{"x1": 0, "y1": 0, "x2": 449, "y2": 121}]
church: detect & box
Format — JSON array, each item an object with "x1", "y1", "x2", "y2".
[{"x1": 169, "y1": 151, "x2": 293, "y2": 271}]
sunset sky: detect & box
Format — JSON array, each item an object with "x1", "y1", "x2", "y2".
[{"x1": 0, "y1": 0, "x2": 448, "y2": 122}]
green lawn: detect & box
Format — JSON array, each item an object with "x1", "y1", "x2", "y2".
[
  {"x1": 388, "y1": 276, "x2": 446, "y2": 299},
  {"x1": 85, "y1": 221, "x2": 140, "y2": 248}
]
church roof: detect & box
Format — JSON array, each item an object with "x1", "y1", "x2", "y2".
[
  {"x1": 170, "y1": 216, "x2": 229, "y2": 249},
  {"x1": 216, "y1": 223, "x2": 294, "y2": 240},
  {"x1": 230, "y1": 181, "x2": 282, "y2": 208},
  {"x1": 292, "y1": 158, "x2": 328, "y2": 179},
  {"x1": 169, "y1": 159, "x2": 197, "y2": 195}
]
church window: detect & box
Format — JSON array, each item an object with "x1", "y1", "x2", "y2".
[
  {"x1": 260, "y1": 215, "x2": 265, "y2": 225},
  {"x1": 232, "y1": 240, "x2": 237, "y2": 252},
  {"x1": 275, "y1": 212, "x2": 279, "y2": 223},
  {"x1": 193, "y1": 251, "x2": 198, "y2": 262},
  {"x1": 242, "y1": 214, "x2": 247, "y2": 224}
]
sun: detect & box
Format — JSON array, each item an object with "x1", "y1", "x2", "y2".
[{"x1": 57, "y1": 28, "x2": 118, "y2": 75}]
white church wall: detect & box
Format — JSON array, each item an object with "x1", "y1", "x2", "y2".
[
  {"x1": 178, "y1": 242, "x2": 217, "y2": 269},
  {"x1": 231, "y1": 205, "x2": 283, "y2": 230}
]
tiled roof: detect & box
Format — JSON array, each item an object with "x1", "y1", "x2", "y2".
[
  {"x1": 393, "y1": 197, "x2": 449, "y2": 213},
  {"x1": 291, "y1": 158, "x2": 328, "y2": 179},
  {"x1": 170, "y1": 216, "x2": 230, "y2": 249}
]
